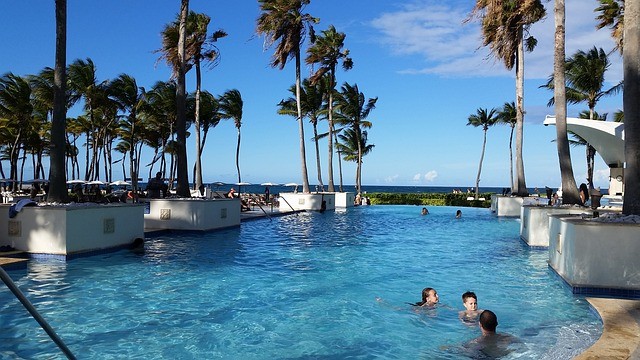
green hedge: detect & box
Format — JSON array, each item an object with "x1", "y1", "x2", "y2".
[{"x1": 366, "y1": 192, "x2": 492, "y2": 208}]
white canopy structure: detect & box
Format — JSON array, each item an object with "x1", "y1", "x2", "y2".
[{"x1": 543, "y1": 115, "x2": 625, "y2": 195}]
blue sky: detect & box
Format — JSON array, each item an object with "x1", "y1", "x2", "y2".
[{"x1": 0, "y1": 1, "x2": 623, "y2": 189}]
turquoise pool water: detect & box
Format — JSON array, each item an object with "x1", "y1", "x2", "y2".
[{"x1": 1, "y1": 206, "x2": 601, "y2": 359}]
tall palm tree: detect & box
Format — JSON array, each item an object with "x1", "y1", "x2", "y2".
[
  {"x1": 47, "y1": 0, "x2": 68, "y2": 202},
  {"x1": 306, "y1": 25, "x2": 353, "y2": 192},
  {"x1": 336, "y1": 127, "x2": 374, "y2": 188},
  {"x1": 172, "y1": 0, "x2": 190, "y2": 197},
  {"x1": 472, "y1": 0, "x2": 546, "y2": 196},
  {"x1": 278, "y1": 79, "x2": 326, "y2": 190},
  {"x1": 496, "y1": 101, "x2": 516, "y2": 192},
  {"x1": 467, "y1": 107, "x2": 498, "y2": 200},
  {"x1": 256, "y1": 0, "x2": 318, "y2": 194},
  {"x1": 334, "y1": 82, "x2": 376, "y2": 194},
  {"x1": 109, "y1": 74, "x2": 145, "y2": 191},
  {"x1": 542, "y1": 47, "x2": 622, "y2": 120},
  {"x1": 595, "y1": 0, "x2": 624, "y2": 53},
  {"x1": 158, "y1": 11, "x2": 227, "y2": 191},
  {"x1": 0, "y1": 73, "x2": 33, "y2": 190},
  {"x1": 553, "y1": 0, "x2": 580, "y2": 204},
  {"x1": 218, "y1": 89, "x2": 243, "y2": 184},
  {"x1": 623, "y1": 0, "x2": 640, "y2": 215}
]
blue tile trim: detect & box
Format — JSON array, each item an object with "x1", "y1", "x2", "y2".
[{"x1": 548, "y1": 264, "x2": 640, "y2": 300}]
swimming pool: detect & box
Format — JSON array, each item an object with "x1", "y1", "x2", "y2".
[{"x1": 1, "y1": 205, "x2": 601, "y2": 359}]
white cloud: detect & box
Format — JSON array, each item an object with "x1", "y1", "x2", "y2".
[
  {"x1": 413, "y1": 173, "x2": 422, "y2": 181},
  {"x1": 424, "y1": 170, "x2": 438, "y2": 182},
  {"x1": 370, "y1": 0, "x2": 621, "y2": 83},
  {"x1": 385, "y1": 174, "x2": 400, "y2": 183}
]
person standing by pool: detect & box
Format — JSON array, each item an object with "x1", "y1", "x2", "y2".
[{"x1": 412, "y1": 287, "x2": 439, "y2": 307}]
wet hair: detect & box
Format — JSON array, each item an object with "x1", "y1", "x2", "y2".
[
  {"x1": 412, "y1": 287, "x2": 435, "y2": 306},
  {"x1": 479, "y1": 310, "x2": 498, "y2": 332},
  {"x1": 579, "y1": 183, "x2": 589, "y2": 202},
  {"x1": 462, "y1": 291, "x2": 477, "y2": 302}
]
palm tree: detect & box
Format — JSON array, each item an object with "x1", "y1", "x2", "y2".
[
  {"x1": 256, "y1": 0, "x2": 319, "y2": 194},
  {"x1": 278, "y1": 79, "x2": 326, "y2": 190},
  {"x1": 109, "y1": 74, "x2": 145, "y2": 191},
  {"x1": 467, "y1": 108, "x2": 498, "y2": 200},
  {"x1": 553, "y1": 0, "x2": 580, "y2": 204},
  {"x1": 336, "y1": 127, "x2": 374, "y2": 187},
  {"x1": 306, "y1": 25, "x2": 353, "y2": 192},
  {"x1": 471, "y1": 0, "x2": 546, "y2": 196},
  {"x1": 218, "y1": 89, "x2": 243, "y2": 184},
  {"x1": 0, "y1": 73, "x2": 32, "y2": 190},
  {"x1": 595, "y1": 0, "x2": 624, "y2": 53},
  {"x1": 334, "y1": 83, "x2": 376, "y2": 194},
  {"x1": 623, "y1": 0, "x2": 640, "y2": 215},
  {"x1": 496, "y1": 102, "x2": 516, "y2": 192},
  {"x1": 48, "y1": 0, "x2": 68, "y2": 202},
  {"x1": 542, "y1": 47, "x2": 622, "y2": 120},
  {"x1": 157, "y1": 11, "x2": 227, "y2": 192}
]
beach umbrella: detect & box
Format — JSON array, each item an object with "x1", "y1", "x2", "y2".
[
  {"x1": 110, "y1": 180, "x2": 131, "y2": 186},
  {"x1": 67, "y1": 179, "x2": 86, "y2": 184},
  {"x1": 235, "y1": 182, "x2": 251, "y2": 186},
  {"x1": 87, "y1": 180, "x2": 106, "y2": 185},
  {"x1": 284, "y1": 182, "x2": 299, "y2": 192},
  {"x1": 260, "y1": 182, "x2": 278, "y2": 187}
]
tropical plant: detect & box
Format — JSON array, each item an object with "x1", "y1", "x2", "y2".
[
  {"x1": 553, "y1": 0, "x2": 580, "y2": 204},
  {"x1": 256, "y1": 0, "x2": 319, "y2": 194},
  {"x1": 47, "y1": 0, "x2": 68, "y2": 202},
  {"x1": 278, "y1": 79, "x2": 326, "y2": 190},
  {"x1": 622, "y1": 0, "x2": 639, "y2": 215},
  {"x1": 218, "y1": 89, "x2": 244, "y2": 184},
  {"x1": 542, "y1": 47, "x2": 622, "y2": 120},
  {"x1": 334, "y1": 82, "x2": 376, "y2": 194},
  {"x1": 471, "y1": 0, "x2": 546, "y2": 197},
  {"x1": 467, "y1": 107, "x2": 498, "y2": 199},
  {"x1": 158, "y1": 10, "x2": 227, "y2": 191},
  {"x1": 336, "y1": 127, "x2": 374, "y2": 190},
  {"x1": 306, "y1": 25, "x2": 353, "y2": 192},
  {"x1": 595, "y1": 0, "x2": 624, "y2": 53},
  {"x1": 496, "y1": 102, "x2": 516, "y2": 192}
]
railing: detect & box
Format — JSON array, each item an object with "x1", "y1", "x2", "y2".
[{"x1": 0, "y1": 267, "x2": 76, "y2": 359}]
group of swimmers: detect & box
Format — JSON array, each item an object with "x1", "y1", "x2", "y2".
[
  {"x1": 412, "y1": 288, "x2": 516, "y2": 357},
  {"x1": 421, "y1": 208, "x2": 462, "y2": 218}
]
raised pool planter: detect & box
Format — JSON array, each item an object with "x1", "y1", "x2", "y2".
[
  {"x1": 142, "y1": 198, "x2": 240, "y2": 231},
  {"x1": 548, "y1": 214, "x2": 640, "y2": 295},
  {"x1": 0, "y1": 203, "x2": 144, "y2": 257},
  {"x1": 491, "y1": 195, "x2": 523, "y2": 217},
  {"x1": 278, "y1": 192, "x2": 335, "y2": 211},
  {"x1": 334, "y1": 192, "x2": 355, "y2": 208},
  {"x1": 520, "y1": 205, "x2": 588, "y2": 247}
]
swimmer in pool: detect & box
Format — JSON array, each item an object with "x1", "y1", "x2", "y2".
[
  {"x1": 459, "y1": 291, "x2": 483, "y2": 322},
  {"x1": 412, "y1": 287, "x2": 439, "y2": 307}
]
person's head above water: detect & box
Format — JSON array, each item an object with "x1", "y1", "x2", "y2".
[
  {"x1": 462, "y1": 291, "x2": 478, "y2": 311},
  {"x1": 479, "y1": 310, "x2": 498, "y2": 333},
  {"x1": 416, "y1": 287, "x2": 439, "y2": 306}
]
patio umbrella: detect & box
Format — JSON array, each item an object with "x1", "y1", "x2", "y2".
[
  {"x1": 110, "y1": 180, "x2": 131, "y2": 186},
  {"x1": 284, "y1": 183, "x2": 299, "y2": 193},
  {"x1": 87, "y1": 180, "x2": 106, "y2": 185},
  {"x1": 260, "y1": 182, "x2": 279, "y2": 187},
  {"x1": 67, "y1": 179, "x2": 86, "y2": 184}
]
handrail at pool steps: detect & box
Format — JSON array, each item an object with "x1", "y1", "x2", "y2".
[{"x1": 0, "y1": 267, "x2": 76, "y2": 359}]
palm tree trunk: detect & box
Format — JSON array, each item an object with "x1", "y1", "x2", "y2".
[
  {"x1": 235, "y1": 128, "x2": 241, "y2": 184},
  {"x1": 335, "y1": 133, "x2": 344, "y2": 192},
  {"x1": 623, "y1": 0, "x2": 640, "y2": 214},
  {"x1": 475, "y1": 129, "x2": 488, "y2": 199},
  {"x1": 295, "y1": 51, "x2": 310, "y2": 193},
  {"x1": 175, "y1": 0, "x2": 190, "y2": 197},
  {"x1": 509, "y1": 125, "x2": 514, "y2": 192},
  {"x1": 327, "y1": 80, "x2": 335, "y2": 192},
  {"x1": 554, "y1": 0, "x2": 580, "y2": 204},
  {"x1": 514, "y1": 31, "x2": 528, "y2": 196},
  {"x1": 194, "y1": 58, "x2": 203, "y2": 192},
  {"x1": 48, "y1": 0, "x2": 68, "y2": 202},
  {"x1": 313, "y1": 122, "x2": 323, "y2": 190}
]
